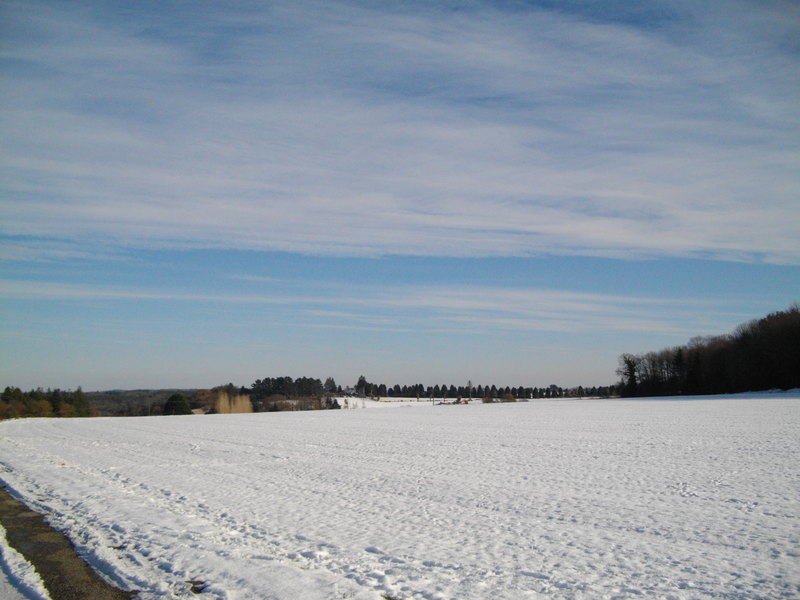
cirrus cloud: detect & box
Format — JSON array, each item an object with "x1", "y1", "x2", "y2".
[{"x1": 1, "y1": 0, "x2": 799, "y2": 263}]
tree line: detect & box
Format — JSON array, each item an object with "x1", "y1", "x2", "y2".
[
  {"x1": 351, "y1": 375, "x2": 616, "y2": 401},
  {"x1": 250, "y1": 377, "x2": 338, "y2": 401},
  {"x1": 248, "y1": 377, "x2": 340, "y2": 411},
  {"x1": 1, "y1": 374, "x2": 619, "y2": 420},
  {"x1": 172, "y1": 376, "x2": 616, "y2": 415},
  {"x1": 617, "y1": 304, "x2": 799, "y2": 397},
  {"x1": 191, "y1": 377, "x2": 617, "y2": 414},
  {"x1": 0, "y1": 386, "x2": 94, "y2": 419}
]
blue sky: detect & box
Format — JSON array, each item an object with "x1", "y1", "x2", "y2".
[{"x1": 1, "y1": 0, "x2": 798, "y2": 391}]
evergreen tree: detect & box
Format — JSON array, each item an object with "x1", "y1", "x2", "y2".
[
  {"x1": 71, "y1": 387, "x2": 92, "y2": 417},
  {"x1": 356, "y1": 375, "x2": 368, "y2": 397},
  {"x1": 163, "y1": 393, "x2": 192, "y2": 416},
  {"x1": 324, "y1": 377, "x2": 338, "y2": 394}
]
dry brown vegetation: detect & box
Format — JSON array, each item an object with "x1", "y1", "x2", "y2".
[{"x1": 213, "y1": 392, "x2": 252, "y2": 414}]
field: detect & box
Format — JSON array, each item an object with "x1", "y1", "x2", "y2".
[{"x1": 1, "y1": 394, "x2": 798, "y2": 600}]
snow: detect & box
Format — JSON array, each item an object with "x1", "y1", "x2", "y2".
[
  {"x1": 0, "y1": 522, "x2": 52, "y2": 600},
  {"x1": 0, "y1": 393, "x2": 798, "y2": 600}
]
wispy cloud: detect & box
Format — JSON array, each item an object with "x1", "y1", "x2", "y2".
[
  {"x1": 2, "y1": 1, "x2": 798, "y2": 263},
  {"x1": 0, "y1": 276, "x2": 737, "y2": 338}
]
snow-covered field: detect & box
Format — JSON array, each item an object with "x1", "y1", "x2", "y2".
[{"x1": 1, "y1": 394, "x2": 798, "y2": 600}]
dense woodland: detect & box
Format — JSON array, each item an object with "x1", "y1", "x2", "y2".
[
  {"x1": 617, "y1": 304, "x2": 799, "y2": 397},
  {"x1": 3, "y1": 305, "x2": 796, "y2": 419},
  {"x1": 0, "y1": 386, "x2": 94, "y2": 419}
]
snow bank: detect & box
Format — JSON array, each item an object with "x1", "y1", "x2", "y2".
[
  {"x1": 0, "y1": 522, "x2": 52, "y2": 600},
  {"x1": 1, "y1": 392, "x2": 798, "y2": 599}
]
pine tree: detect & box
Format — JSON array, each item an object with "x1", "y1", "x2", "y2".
[{"x1": 163, "y1": 393, "x2": 192, "y2": 416}]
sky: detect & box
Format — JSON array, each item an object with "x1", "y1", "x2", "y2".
[{"x1": 1, "y1": 0, "x2": 799, "y2": 392}]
